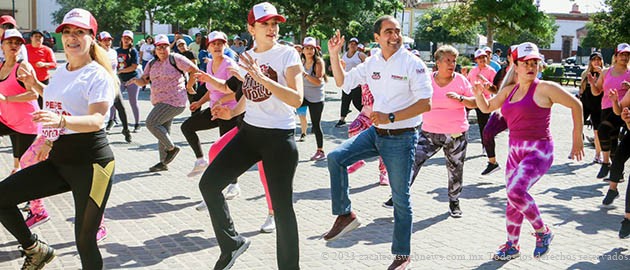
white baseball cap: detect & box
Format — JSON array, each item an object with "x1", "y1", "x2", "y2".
[
  {"x1": 358, "y1": 44, "x2": 365, "y2": 50},
  {"x1": 208, "y1": 31, "x2": 228, "y2": 44},
  {"x1": 349, "y1": 37, "x2": 359, "y2": 44},
  {"x1": 122, "y1": 30, "x2": 134, "y2": 39},
  {"x1": 616, "y1": 43, "x2": 630, "y2": 54},
  {"x1": 302, "y1": 37, "x2": 317, "y2": 48},
  {"x1": 248, "y1": 2, "x2": 286, "y2": 25},
  {"x1": 514, "y1": 42, "x2": 542, "y2": 61},
  {"x1": 154, "y1": 34, "x2": 169, "y2": 46},
  {"x1": 1, "y1": 29, "x2": 24, "y2": 43},
  {"x1": 483, "y1": 46, "x2": 492, "y2": 53},
  {"x1": 98, "y1": 31, "x2": 112, "y2": 41},
  {"x1": 55, "y1": 8, "x2": 98, "y2": 34},
  {"x1": 474, "y1": 49, "x2": 486, "y2": 59}
]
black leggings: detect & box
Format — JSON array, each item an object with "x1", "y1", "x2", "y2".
[
  {"x1": 598, "y1": 108, "x2": 624, "y2": 155},
  {"x1": 113, "y1": 94, "x2": 130, "y2": 131},
  {"x1": 180, "y1": 107, "x2": 239, "y2": 158},
  {"x1": 302, "y1": 99, "x2": 324, "y2": 148},
  {"x1": 0, "y1": 122, "x2": 36, "y2": 159},
  {"x1": 609, "y1": 133, "x2": 630, "y2": 183},
  {"x1": 198, "y1": 122, "x2": 299, "y2": 269},
  {"x1": 340, "y1": 85, "x2": 362, "y2": 117},
  {"x1": 0, "y1": 158, "x2": 114, "y2": 269},
  {"x1": 475, "y1": 108, "x2": 491, "y2": 143},
  {"x1": 187, "y1": 83, "x2": 208, "y2": 116}
]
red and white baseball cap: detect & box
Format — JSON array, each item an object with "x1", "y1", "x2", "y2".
[
  {"x1": 616, "y1": 43, "x2": 630, "y2": 54},
  {"x1": 302, "y1": 37, "x2": 317, "y2": 47},
  {"x1": 154, "y1": 34, "x2": 169, "y2": 46},
  {"x1": 55, "y1": 8, "x2": 98, "y2": 34},
  {"x1": 349, "y1": 37, "x2": 359, "y2": 44},
  {"x1": 247, "y1": 2, "x2": 286, "y2": 25},
  {"x1": 98, "y1": 31, "x2": 112, "y2": 41},
  {"x1": 1, "y1": 29, "x2": 25, "y2": 43},
  {"x1": 483, "y1": 46, "x2": 492, "y2": 53},
  {"x1": 0, "y1": 15, "x2": 16, "y2": 27},
  {"x1": 514, "y1": 42, "x2": 542, "y2": 61},
  {"x1": 207, "y1": 31, "x2": 227, "y2": 44},
  {"x1": 474, "y1": 49, "x2": 486, "y2": 59},
  {"x1": 122, "y1": 30, "x2": 134, "y2": 39}
]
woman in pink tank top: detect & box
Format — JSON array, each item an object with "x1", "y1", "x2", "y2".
[{"x1": 473, "y1": 42, "x2": 583, "y2": 260}]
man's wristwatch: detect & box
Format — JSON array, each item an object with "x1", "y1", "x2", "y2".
[{"x1": 388, "y1": 113, "x2": 395, "y2": 123}]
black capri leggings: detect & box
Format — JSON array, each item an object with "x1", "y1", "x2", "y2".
[
  {"x1": 302, "y1": 99, "x2": 324, "y2": 148},
  {"x1": 0, "y1": 122, "x2": 36, "y2": 159},
  {"x1": 198, "y1": 122, "x2": 299, "y2": 269},
  {"x1": 0, "y1": 131, "x2": 114, "y2": 269},
  {"x1": 340, "y1": 85, "x2": 363, "y2": 117},
  {"x1": 598, "y1": 108, "x2": 624, "y2": 154},
  {"x1": 180, "y1": 107, "x2": 239, "y2": 158}
]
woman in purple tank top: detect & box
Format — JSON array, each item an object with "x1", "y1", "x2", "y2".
[{"x1": 473, "y1": 42, "x2": 584, "y2": 260}]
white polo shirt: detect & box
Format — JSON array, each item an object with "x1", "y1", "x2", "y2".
[{"x1": 342, "y1": 47, "x2": 432, "y2": 129}]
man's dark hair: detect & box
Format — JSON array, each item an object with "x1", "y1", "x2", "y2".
[
  {"x1": 495, "y1": 49, "x2": 502, "y2": 53},
  {"x1": 373, "y1": 15, "x2": 395, "y2": 35}
]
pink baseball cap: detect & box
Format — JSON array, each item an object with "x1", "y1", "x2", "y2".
[
  {"x1": 122, "y1": 30, "x2": 134, "y2": 39},
  {"x1": 514, "y1": 42, "x2": 542, "y2": 61},
  {"x1": 1, "y1": 29, "x2": 25, "y2": 43},
  {"x1": 0, "y1": 15, "x2": 16, "y2": 27},
  {"x1": 474, "y1": 49, "x2": 486, "y2": 59},
  {"x1": 302, "y1": 37, "x2": 317, "y2": 47},
  {"x1": 247, "y1": 2, "x2": 286, "y2": 25},
  {"x1": 483, "y1": 46, "x2": 492, "y2": 53},
  {"x1": 55, "y1": 8, "x2": 98, "y2": 34},
  {"x1": 98, "y1": 31, "x2": 112, "y2": 41},
  {"x1": 616, "y1": 43, "x2": 630, "y2": 54},
  {"x1": 154, "y1": 34, "x2": 169, "y2": 46},
  {"x1": 207, "y1": 31, "x2": 227, "y2": 44}
]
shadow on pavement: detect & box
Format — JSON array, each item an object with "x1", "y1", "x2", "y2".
[
  {"x1": 566, "y1": 247, "x2": 630, "y2": 270},
  {"x1": 101, "y1": 196, "x2": 198, "y2": 221}
]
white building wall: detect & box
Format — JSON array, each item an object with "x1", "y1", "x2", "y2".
[
  {"x1": 36, "y1": 0, "x2": 60, "y2": 32},
  {"x1": 549, "y1": 19, "x2": 587, "y2": 51}
]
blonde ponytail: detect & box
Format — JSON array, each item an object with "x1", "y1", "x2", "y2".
[
  {"x1": 90, "y1": 42, "x2": 120, "y2": 94},
  {"x1": 499, "y1": 65, "x2": 516, "y2": 91}
]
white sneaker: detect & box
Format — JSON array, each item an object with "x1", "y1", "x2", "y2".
[
  {"x1": 224, "y1": 184, "x2": 241, "y2": 200},
  {"x1": 260, "y1": 214, "x2": 276, "y2": 233},
  {"x1": 187, "y1": 159, "x2": 209, "y2": 178},
  {"x1": 195, "y1": 201, "x2": 207, "y2": 211}
]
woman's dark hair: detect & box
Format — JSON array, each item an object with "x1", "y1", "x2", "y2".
[
  {"x1": 301, "y1": 47, "x2": 328, "y2": 82},
  {"x1": 145, "y1": 36, "x2": 153, "y2": 44}
]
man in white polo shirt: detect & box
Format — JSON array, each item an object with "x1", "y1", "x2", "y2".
[{"x1": 323, "y1": 15, "x2": 433, "y2": 270}]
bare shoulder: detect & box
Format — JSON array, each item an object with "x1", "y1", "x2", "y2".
[{"x1": 498, "y1": 83, "x2": 516, "y2": 97}]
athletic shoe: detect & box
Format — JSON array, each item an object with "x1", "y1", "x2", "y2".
[
  {"x1": 96, "y1": 225, "x2": 107, "y2": 242},
  {"x1": 493, "y1": 241, "x2": 520, "y2": 261},
  {"x1": 133, "y1": 123, "x2": 141, "y2": 133},
  {"x1": 20, "y1": 202, "x2": 31, "y2": 212},
  {"x1": 213, "y1": 237, "x2": 251, "y2": 270},
  {"x1": 533, "y1": 225, "x2": 554, "y2": 257},
  {"x1": 323, "y1": 212, "x2": 360, "y2": 241},
  {"x1": 122, "y1": 129, "x2": 132, "y2": 143},
  {"x1": 449, "y1": 200, "x2": 463, "y2": 218},
  {"x1": 597, "y1": 163, "x2": 611, "y2": 179},
  {"x1": 187, "y1": 159, "x2": 209, "y2": 178},
  {"x1": 620, "y1": 218, "x2": 630, "y2": 239},
  {"x1": 297, "y1": 133, "x2": 306, "y2": 142},
  {"x1": 224, "y1": 184, "x2": 241, "y2": 200},
  {"x1": 25, "y1": 210, "x2": 50, "y2": 229},
  {"x1": 163, "y1": 146, "x2": 180, "y2": 165},
  {"x1": 310, "y1": 150, "x2": 326, "y2": 161},
  {"x1": 260, "y1": 215, "x2": 276, "y2": 233},
  {"x1": 481, "y1": 162, "x2": 500, "y2": 175},
  {"x1": 347, "y1": 160, "x2": 366, "y2": 174},
  {"x1": 593, "y1": 156, "x2": 603, "y2": 164},
  {"x1": 387, "y1": 255, "x2": 411, "y2": 270},
  {"x1": 334, "y1": 120, "x2": 346, "y2": 127},
  {"x1": 379, "y1": 170, "x2": 389, "y2": 186},
  {"x1": 19, "y1": 234, "x2": 56, "y2": 270},
  {"x1": 602, "y1": 189, "x2": 619, "y2": 208},
  {"x1": 195, "y1": 201, "x2": 207, "y2": 211},
  {"x1": 383, "y1": 197, "x2": 393, "y2": 209},
  {"x1": 149, "y1": 162, "x2": 168, "y2": 172},
  {"x1": 105, "y1": 120, "x2": 114, "y2": 131}
]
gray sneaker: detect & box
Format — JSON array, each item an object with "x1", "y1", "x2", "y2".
[{"x1": 19, "y1": 235, "x2": 56, "y2": 270}]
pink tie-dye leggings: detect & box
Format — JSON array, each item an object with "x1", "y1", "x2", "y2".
[
  {"x1": 347, "y1": 113, "x2": 387, "y2": 175},
  {"x1": 505, "y1": 139, "x2": 554, "y2": 245},
  {"x1": 19, "y1": 136, "x2": 46, "y2": 214}
]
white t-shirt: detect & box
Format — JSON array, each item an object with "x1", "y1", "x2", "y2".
[
  {"x1": 106, "y1": 48, "x2": 118, "y2": 72},
  {"x1": 0, "y1": 44, "x2": 29, "y2": 62},
  {"x1": 343, "y1": 47, "x2": 433, "y2": 129},
  {"x1": 140, "y1": 43, "x2": 155, "y2": 62},
  {"x1": 240, "y1": 44, "x2": 301, "y2": 129},
  {"x1": 342, "y1": 50, "x2": 362, "y2": 72},
  {"x1": 41, "y1": 61, "x2": 116, "y2": 139}
]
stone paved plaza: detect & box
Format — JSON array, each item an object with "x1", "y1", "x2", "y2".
[{"x1": 0, "y1": 77, "x2": 629, "y2": 269}]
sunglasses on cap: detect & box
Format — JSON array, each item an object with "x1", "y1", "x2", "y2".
[{"x1": 1, "y1": 24, "x2": 14, "y2": 30}]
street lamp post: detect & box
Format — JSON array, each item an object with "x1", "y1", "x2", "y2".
[{"x1": 12, "y1": 0, "x2": 15, "y2": 17}]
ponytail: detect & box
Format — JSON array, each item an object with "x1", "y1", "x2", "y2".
[
  {"x1": 499, "y1": 65, "x2": 516, "y2": 91},
  {"x1": 90, "y1": 42, "x2": 120, "y2": 94}
]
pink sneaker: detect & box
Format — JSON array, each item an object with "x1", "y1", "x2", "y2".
[
  {"x1": 347, "y1": 161, "x2": 366, "y2": 174},
  {"x1": 96, "y1": 226, "x2": 107, "y2": 242},
  {"x1": 25, "y1": 210, "x2": 50, "y2": 229},
  {"x1": 310, "y1": 150, "x2": 326, "y2": 161},
  {"x1": 379, "y1": 171, "x2": 389, "y2": 186}
]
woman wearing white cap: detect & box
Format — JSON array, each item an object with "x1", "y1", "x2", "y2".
[
  {"x1": 0, "y1": 8, "x2": 118, "y2": 269},
  {"x1": 113, "y1": 29, "x2": 140, "y2": 132},
  {"x1": 301, "y1": 36, "x2": 327, "y2": 161},
  {"x1": 336, "y1": 36, "x2": 366, "y2": 127},
  {"x1": 197, "y1": 2, "x2": 302, "y2": 269},
  {"x1": 467, "y1": 48, "x2": 496, "y2": 156},
  {"x1": 473, "y1": 42, "x2": 583, "y2": 260}
]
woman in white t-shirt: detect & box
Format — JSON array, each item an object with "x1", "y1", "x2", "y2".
[
  {"x1": 139, "y1": 35, "x2": 155, "y2": 69},
  {"x1": 0, "y1": 8, "x2": 117, "y2": 269},
  {"x1": 196, "y1": 2, "x2": 303, "y2": 269}
]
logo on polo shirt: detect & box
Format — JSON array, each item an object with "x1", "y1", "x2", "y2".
[
  {"x1": 242, "y1": 64, "x2": 278, "y2": 102},
  {"x1": 372, "y1": 72, "x2": 381, "y2": 80},
  {"x1": 416, "y1": 68, "x2": 425, "y2": 74},
  {"x1": 391, "y1": 75, "x2": 407, "y2": 81}
]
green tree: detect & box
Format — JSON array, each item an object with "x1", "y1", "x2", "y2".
[
  {"x1": 582, "y1": 0, "x2": 630, "y2": 48},
  {"x1": 415, "y1": 6, "x2": 478, "y2": 45},
  {"x1": 53, "y1": 0, "x2": 144, "y2": 36}
]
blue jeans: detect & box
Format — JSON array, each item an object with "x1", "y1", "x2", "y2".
[{"x1": 328, "y1": 126, "x2": 418, "y2": 255}]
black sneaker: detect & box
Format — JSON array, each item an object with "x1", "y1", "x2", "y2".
[
  {"x1": 335, "y1": 120, "x2": 346, "y2": 127},
  {"x1": 122, "y1": 129, "x2": 132, "y2": 143},
  {"x1": 597, "y1": 163, "x2": 611, "y2": 179},
  {"x1": 105, "y1": 120, "x2": 114, "y2": 131},
  {"x1": 133, "y1": 123, "x2": 141, "y2": 133},
  {"x1": 620, "y1": 218, "x2": 630, "y2": 239},
  {"x1": 213, "y1": 237, "x2": 251, "y2": 270},
  {"x1": 382, "y1": 197, "x2": 393, "y2": 209},
  {"x1": 297, "y1": 133, "x2": 306, "y2": 142},
  {"x1": 19, "y1": 234, "x2": 56, "y2": 270},
  {"x1": 481, "y1": 162, "x2": 500, "y2": 176},
  {"x1": 449, "y1": 200, "x2": 463, "y2": 218},
  {"x1": 602, "y1": 189, "x2": 619, "y2": 208},
  {"x1": 163, "y1": 146, "x2": 180, "y2": 165},
  {"x1": 149, "y1": 162, "x2": 168, "y2": 172}
]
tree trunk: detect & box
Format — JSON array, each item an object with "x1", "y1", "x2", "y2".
[
  {"x1": 148, "y1": 10, "x2": 154, "y2": 35},
  {"x1": 299, "y1": 14, "x2": 307, "y2": 44},
  {"x1": 486, "y1": 15, "x2": 494, "y2": 48}
]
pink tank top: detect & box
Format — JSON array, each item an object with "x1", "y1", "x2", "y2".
[
  {"x1": 501, "y1": 79, "x2": 551, "y2": 141},
  {"x1": 0, "y1": 62, "x2": 38, "y2": 134},
  {"x1": 601, "y1": 67, "x2": 630, "y2": 109}
]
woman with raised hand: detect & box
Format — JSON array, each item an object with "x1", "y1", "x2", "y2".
[
  {"x1": 0, "y1": 8, "x2": 117, "y2": 269},
  {"x1": 578, "y1": 52, "x2": 604, "y2": 163}
]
